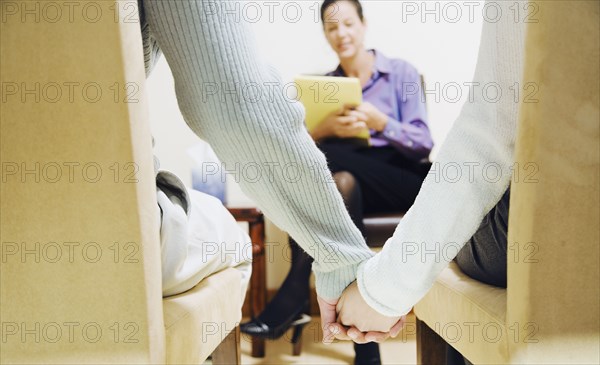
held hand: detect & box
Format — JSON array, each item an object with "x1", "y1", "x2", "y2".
[
  {"x1": 352, "y1": 102, "x2": 388, "y2": 132},
  {"x1": 333, "y1": 281, "x2": 406, "y2": 343},
  {"x1": 331, "y1": 316, "x2": 406, "y2": 344},
  {"x1": 311, "y1": 105, "x2": 367, "y2": 140}
]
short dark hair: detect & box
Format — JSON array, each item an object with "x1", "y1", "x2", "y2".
[{"x1": 320, "y1": 0, "x2": 364, "y2": 24}]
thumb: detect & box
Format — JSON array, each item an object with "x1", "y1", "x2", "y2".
[{"x1": 317, "y1": 296, "x2": 338, "y2": 345}]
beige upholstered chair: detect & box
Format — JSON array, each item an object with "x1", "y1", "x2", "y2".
[
  {"x1": 414, "y1": 2, "x2": 599, "y2": 364},
  {"x1": 1, "y1": 2, "x2": 242, "y2": 363}
]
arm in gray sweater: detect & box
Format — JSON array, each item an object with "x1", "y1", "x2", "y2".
[{"x1": 142, "y1": 0, "x2": 374, "y2": 300}]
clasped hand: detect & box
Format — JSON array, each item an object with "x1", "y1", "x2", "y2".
[
  {"x1": 317, "y1": 281, "x2": 406, "y2": 345},
  {"x1": 310, "y1": 103, "x2": 389, "y2": 141}
]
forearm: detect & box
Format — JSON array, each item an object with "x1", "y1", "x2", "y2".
[
  {"x1": 357, "y1": 1, "x2": 526, "y2": 316},
  {"x1": 358, "y1": 116, "x2": 516, "y2": 315}
]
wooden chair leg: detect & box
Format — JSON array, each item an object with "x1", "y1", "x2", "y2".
[
  {"x1": 212, "y1": 326, "x2": 241, "y2": 365},
  {"x1": 416, "y1": 318, "x2": 448, "y2": 365},
  {"x1": 249, "y1": 220, "x2": 266, "y2": 358}
]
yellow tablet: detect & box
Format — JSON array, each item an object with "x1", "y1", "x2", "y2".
[{"x1": 294, "y1": 75, "x2": 370, "y2": 141}]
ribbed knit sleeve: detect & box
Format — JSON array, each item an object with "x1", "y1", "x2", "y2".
[
  {"x1": 143, "y1": 0, "x2": 374, "y2": 300},
  {"x1": 357, "y1": 1, "x2": 527, "y2": 316}
]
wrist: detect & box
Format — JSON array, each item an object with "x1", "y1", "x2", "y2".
[
  {"x1": 314, "y1": 262, "x2": 362, "y2": 302},
  {"x1": 314, "y1": 251, "x2": 375, "y2": 301},
  {"x1": 375, "y1": 114, "x2": 389, "y2": 132},
  {"x1": 356, "y1": 256, "x2": 412, "y2": 317}
]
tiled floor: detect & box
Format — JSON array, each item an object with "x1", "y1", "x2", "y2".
[{"x1": 239, "y1": 314, "x2": 417, "y2": 365}]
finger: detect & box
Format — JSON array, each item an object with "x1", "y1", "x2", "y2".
[
  {"x1": 347, "y1": 327, "x2": 370, "y2": 344},
  {"x1": 348, "y1": 122, "x2": 367, "y2": 132},
  {"x1": 330, "y1": 323, "x2": 352, "y2": 341},
  {"x1": 336, "y1": 115, "x2": 359, "y2": 125},
  {"x1": 355, "y1": 104, "x2": 368, "y2": 112},
  {"x1": 389, "y1": 316, "x2": 406, "y2": 338},
  {"x1": 332, "y1": 302, "x2": 352, "y2": 341},
  {"x1": 356, "y1": 101, "x2": 374, "y2": 111},
  {"x1": 323, "y1": 325, "x2": 337, "y2": 344},
  {"x1": 347, "y1": 110, "x2": 368, "y2": 121},
  {"x1": 338, "y1": 123, "x2": 367, "y2": 138},
  {"x1": 364, "y1": 331, "x2": 390, "y2": 343},
  {"x1": 322, "y1": 316, "x2": 337, "y2": 344}
]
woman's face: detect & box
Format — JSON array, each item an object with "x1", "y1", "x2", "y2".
[{"x1": 323, "y1": 1, "x2": 366, "y2": 59}]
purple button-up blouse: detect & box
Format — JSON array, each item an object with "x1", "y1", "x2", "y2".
[{"x1": 327, "y1": 50, "x2": 434, "y2": 161}]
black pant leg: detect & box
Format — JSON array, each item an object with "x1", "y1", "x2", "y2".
[{"x1": 319, "y1": 141, "x2": 427, "y2": 213}]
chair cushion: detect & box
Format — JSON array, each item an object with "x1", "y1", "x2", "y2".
[
  {"x1": 363, "y1": 213, "x2": 404, "y2": 247},
  {"x1": 163, "y1": 268, "x2": 242, "y2": 364},
  {"x1": 414, "y1": 262, "x2": 508, "y2": 364}
]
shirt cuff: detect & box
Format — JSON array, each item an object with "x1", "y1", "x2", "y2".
[
  {"x1": 381, "y1": 118, "x2": 412, "y2": 147},
  {"x1": 356, "y1": 256, "x2": 413, "y2": 317},
  {"x1": 313, "y1": 254, "x2": 374, "y2": 301}
]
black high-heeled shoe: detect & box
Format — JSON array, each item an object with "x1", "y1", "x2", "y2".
[
  {"x1": 241, "y1": 238, "x2": 313, "y2": 355},
  {"x1": 240, "y1": 301, "x2": 311, "y2": 340},
  {"x1": 240, "y1": 304, "x2": 311, "y2": 356}
]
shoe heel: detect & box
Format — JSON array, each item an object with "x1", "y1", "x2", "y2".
[
  {"x1": 290, "y1": 313, "x2": 310, "y2": 356},
  {"x1": 291, "y1": 322, "x2": 307, "y2": 356}
]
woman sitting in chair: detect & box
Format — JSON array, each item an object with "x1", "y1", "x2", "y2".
[{"x1": 241, "y1": 1, "x2": 434, "y2": 363}]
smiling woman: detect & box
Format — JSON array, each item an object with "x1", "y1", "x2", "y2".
[{"x1": 321, "y1": 0, "x2": 365, "y2": 60}]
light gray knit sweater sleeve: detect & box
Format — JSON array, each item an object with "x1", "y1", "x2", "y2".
[
  {"x1": 357, "y1": 1, "x2": 527, "y2": 316},
  {"x1": 143, "y1": 0, "x2": 374, "y2": 300}
]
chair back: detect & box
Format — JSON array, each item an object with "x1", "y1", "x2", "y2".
[
  {"x1": 1, "y1": 1, "x2": 165, "y2": 363},
  {"x1": 507, "y1": 2, "x2": 599, "y2": 362}
]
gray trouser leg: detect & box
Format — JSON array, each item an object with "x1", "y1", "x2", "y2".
[
  {"x1": 448, "y1": 188, "x2": 510, "y2": 364},
  {"x1": 456, "y1": 188, "x2": 511, "y2": 288}
]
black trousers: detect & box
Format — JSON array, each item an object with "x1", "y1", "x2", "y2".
[{"x1": 318, "y1": 139, "x2": 429, "y2": 226}]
